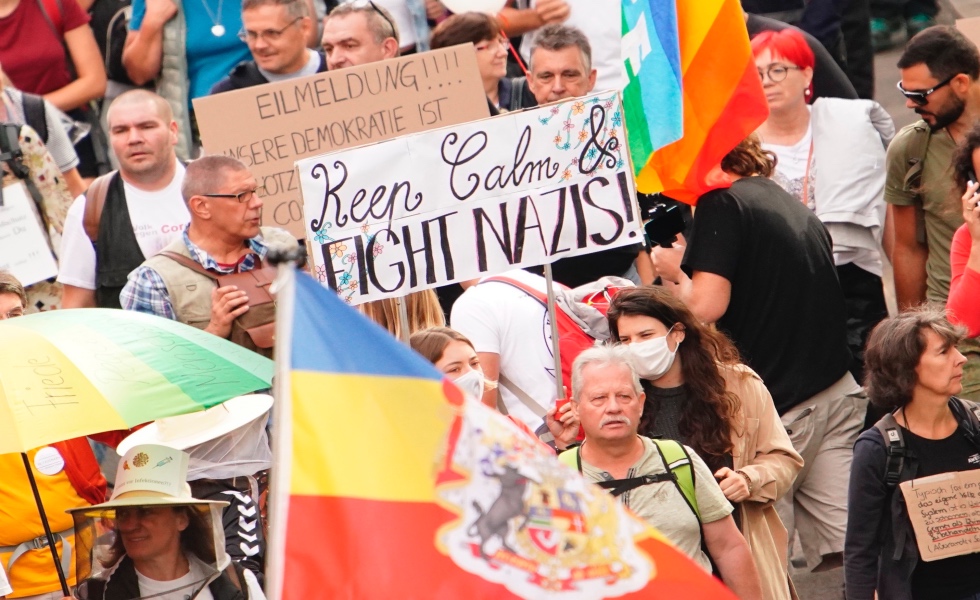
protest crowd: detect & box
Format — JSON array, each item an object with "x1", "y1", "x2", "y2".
[{"x1": 4, "y1": 0, "x2": 980, "y2": 598}]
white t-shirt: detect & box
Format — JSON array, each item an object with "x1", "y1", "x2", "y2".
[
  {"x1": 519, "y1": 0, "x2": 623, "y2": 93},
  {"x1": 134, "y1": 555, "x2": 265, "y2": 600},
  {"x1": 451, "y1": 269, "x2": 559, "y2": 431},
  {"x1": 57, "y1": 164, "x2": 189, "y2": 290},
  {"x1": 763, "y1": 125, "x2": 815, "y2": 210}
]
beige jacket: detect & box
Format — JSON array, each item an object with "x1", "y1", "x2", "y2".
[{"x1": 725, "y1": 363, "x2": 804, "y2": 600}]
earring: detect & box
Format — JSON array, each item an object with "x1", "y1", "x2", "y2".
[{"x1": 805, "y1": 88, "x2": 811, "y2": 96}]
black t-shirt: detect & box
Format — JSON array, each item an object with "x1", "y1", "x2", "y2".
[
  {"x1": 682, "y1": 177, "x2": 850, "y2": 414},
  {"x1": 904, "y1": 426, "x2": 980, "y2": 599},
  {"x1": 745, "y1": 14, "x2": 858, "y2": 102}
]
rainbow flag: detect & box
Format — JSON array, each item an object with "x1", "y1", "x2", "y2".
[
  {"x1": 635, "y1": 0, "x2": 769, "y2": 204},
  {"x1": 266, "y1": 270, "x2": 736, "y2": 599},
  {"x1": 621, "y1": 0, "x2": 683, "y2": 168}
]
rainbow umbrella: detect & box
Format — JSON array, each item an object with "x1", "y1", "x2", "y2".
[
  {"x1": 0, "y1": 308, "x2": 273, "y2": 454},
  {"x1": 0, "y1": 308, "x2": 273, "y2": 596}
]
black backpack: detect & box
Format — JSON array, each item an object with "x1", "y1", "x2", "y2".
[
  {"x1": 876, "y1": 397, "x2": 980, "y2": 486},
  {"x1": 88, "y1": 0, "x2": 135, "y2": 85}
]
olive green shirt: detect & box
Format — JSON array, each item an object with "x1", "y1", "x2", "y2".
[{"x1": 883, "y1": 121, "x2": 963, "y2": 303}]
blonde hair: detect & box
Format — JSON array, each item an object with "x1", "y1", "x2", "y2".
[{"x1": 360, "y1": 290, "x2": 445, "y2": 339}]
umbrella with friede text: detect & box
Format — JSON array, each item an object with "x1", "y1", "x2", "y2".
[{"x1": 0, "y1": 308, "x2": 274, "y2": 595}]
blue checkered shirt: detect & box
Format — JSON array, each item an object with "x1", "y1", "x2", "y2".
[{"x1": 119, "y1": 230, "x2": 270, "y2": 320}]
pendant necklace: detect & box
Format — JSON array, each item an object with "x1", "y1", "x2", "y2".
[{"x1": 200, "y1": 0, "x2": 225, "y2": 36}]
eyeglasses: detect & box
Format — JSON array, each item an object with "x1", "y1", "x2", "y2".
[
  {"x1": 896, "y1": 74, "x2": 958, "y2": 105},
  {"x1": 349, "y1": 0, "x2": 396, "y2": 40},
  {"x1": 238, "y1": 16, "x2": 303, "y2": 43},
  {"x1": 757, "y1": 63, "x2": 801, "y2": 83},
  {"x1": 200, "y1": 188, "x2": 260, "y2": 204}
]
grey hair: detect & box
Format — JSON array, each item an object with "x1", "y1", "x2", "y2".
[
  {"x1": 241, "y1": 0, "x2": 309, "y2": 19},
  {"x1": 182, "y1": 156, "x2": 248, "y2": 203},
  {"x1": 327, "y1": 1, "x2": 399, "y2": 45},
  {"x1": 529, "y1": 24, "x2": 592, "y2": 73},
  {"x1": 571, "y1": 344, "x2": 642, "y2": 402}
]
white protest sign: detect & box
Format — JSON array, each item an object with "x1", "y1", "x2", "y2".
[
  {"x1": 901, "y1": 469, "x2": 980, "y2": 561},
  {"x1": 0, "y1": 183, "x2": 58, "y2": 286},
  {"x1": 296, "y1": 92, "x2": 642, "y2": 305}
]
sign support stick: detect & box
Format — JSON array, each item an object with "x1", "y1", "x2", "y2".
[
  {"x1": 544, "y1": 263, "x2": 564, "y2": 401},
  {"x1": 396, "y1": 295, "x2": 411, "y2": 344}
]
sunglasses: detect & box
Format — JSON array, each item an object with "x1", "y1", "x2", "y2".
[
  {"x1": 896, "y1": 74, "x2": 958, "y2": 106},
  {"x1": 349, "y1": 0, "x2": 396, "y2": 40}
]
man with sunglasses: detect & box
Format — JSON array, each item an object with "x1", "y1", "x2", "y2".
[
  {"x1": 210, "y1": 0, "x2": 326, "y2": 94},
  {"x1": 885, "y1": 25, "x2": 980, "y2": 401},
  {"x1": 121, "y1": 155, "x2": 296, "y2": 346},
  {"x1": 321, "y1": 0, "x2": 400, "y2": 71}
]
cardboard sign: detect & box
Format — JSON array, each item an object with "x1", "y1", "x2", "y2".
[
  {"x1": 296, "y1": 91, "x2": 643, "y2": 305},
  {"x1": 193, "y1": 45, "x2": 491, "y2": 238},
  {"x1": 957, "y1": 17, "x2": 980, "y2": 49},
  {"x1": 0, "y1": 183, "x2": 58, "y2": 286},
  {"x1": 901, "y1": 469, "x2": 980, "y2": 561}
]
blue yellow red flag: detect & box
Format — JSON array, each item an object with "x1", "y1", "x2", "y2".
[{"x1": 266, "y1": 269, "x2": 737, "y2": 599}]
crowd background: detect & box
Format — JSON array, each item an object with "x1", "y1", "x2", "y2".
[{"x1": 4, "y1": 0, "x2": 980, "y2": 599}]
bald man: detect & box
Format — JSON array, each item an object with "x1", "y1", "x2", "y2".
[{"x1": 58, "y1": 90, "x2": 190, "y2": 309}]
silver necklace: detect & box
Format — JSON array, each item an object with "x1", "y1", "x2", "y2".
[{"x1": 199, "y1": 0, "x2": 225, "y2": 36}]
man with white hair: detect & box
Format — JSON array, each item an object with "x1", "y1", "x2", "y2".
[{"x1": 563, "y1": 345, "x2": 763, "y2": 599}]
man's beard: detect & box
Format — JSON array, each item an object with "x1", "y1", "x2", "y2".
[{"x1": 919, "y1": 95, "x2": 966, "y2": 132}]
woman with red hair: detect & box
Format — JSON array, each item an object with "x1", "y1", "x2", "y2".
[{"x1": 751, "y1": 28, "x2": 894, "y2": 383}]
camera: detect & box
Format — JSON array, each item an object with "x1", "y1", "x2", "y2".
[{"x1": 639, "y1": 193, "x2": 687, "y2": 248}]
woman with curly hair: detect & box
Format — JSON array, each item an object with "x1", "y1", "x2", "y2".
[
  {"x1": 607, "y1": 285, "x2": 803, "y2": 600},
  {"x1": 845, "y1": 307, "x2": 979, "y2": 600}
]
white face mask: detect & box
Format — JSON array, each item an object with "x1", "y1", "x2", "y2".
[
  {"x1": 453, "y1": 369, "x2": 485, "y2": 401},
  {"x1": 627, "y1": 327, "x2": 678, "y2": 380}
]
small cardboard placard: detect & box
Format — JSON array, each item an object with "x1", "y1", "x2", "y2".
[
  {"x1": 900, "y1": 470, "x2": 980, "y2": 561},
  {"x1": 193, "y1": 44, "x2": 491, "y2": 238},
  {"x1": 0, "y1": 183, "x2": 58, "y2": 286}
]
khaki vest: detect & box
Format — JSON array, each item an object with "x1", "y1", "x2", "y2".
[{"x1": 143, "y1": 227, "x2": 297, "y2": 330}]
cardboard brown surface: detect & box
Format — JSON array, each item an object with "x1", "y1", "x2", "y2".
[
  {"x1": 193, "y1": 45, "x2": 490, "y2": 238},
  {"x1": 957, "y1": 17, "x2": 980, "y2": 49},
  {"x1": 900, "y1": 470, "x2": 980, "y2": 561}
]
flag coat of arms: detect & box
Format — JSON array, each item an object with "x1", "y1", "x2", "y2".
[{"x1": 266, "y1": 270, "x2": 736, "y2": 599}]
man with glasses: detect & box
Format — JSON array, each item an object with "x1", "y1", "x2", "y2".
[
  {"x1": 58, "y1": 90, "x2": 190, "y2": 310},
  {"x1": 886, "y1": 25, "x2": 980, "y2": 400},
  {"x1": 121, "y1": 155, "x2": 296, "y2": 346},
  {"x1": 210, "y1": 0, "x2": 326, "y2": 94},
  {"x1": 0, "y1": 270, "x2": 26, "y2": 320},
  {"x1": 321, "y1": 0, "x2": 400, "y2": 71}
]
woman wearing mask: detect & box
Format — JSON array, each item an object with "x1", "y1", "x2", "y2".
[
  {"x1": 410, "y1": 326, "x2": 578, "y2": 451},
  {"x1": 607, "y1": 286, "x2": 803, "y2": 600}
]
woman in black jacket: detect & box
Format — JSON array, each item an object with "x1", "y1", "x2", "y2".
[{"x1": 844, "y1": 306, "x2": 980, "y2": 600}]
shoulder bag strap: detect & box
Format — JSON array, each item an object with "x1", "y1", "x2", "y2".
[
  {"x1": 652, "y1": 439, "x2": 699, "y2": 519},
  {"x1": 83, "y1": 171, "x2": 117, "y2": 243},
  {"x1": 158, "y1": 250, "x2": 220, "y2": 280}
]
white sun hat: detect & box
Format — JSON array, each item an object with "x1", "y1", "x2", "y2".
[{"x1": 116, "y1": 394, "x2": 273, "y2": 456}]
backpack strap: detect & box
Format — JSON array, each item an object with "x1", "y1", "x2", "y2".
[
  {"x1": 561, "y1": 440, "x2": 700, "y2": 520},
  {"x1": 901, "y1": 122, "x2": 931, "y2": 246},
  {"x1": 36, "y1": 0, "x2": 64, "y2": 36},
  {"x1": 158, "y1": 250, "x2": 220, "y2": 280},
  {"x1": 497, "y1": 372, "x2": 548, "y2": 419},
  {"x1": 651, "y1": 438, "x2": 700, "y2": 520},
  {"x1": 950, "y1": 397, "x2": 980, "y2": 450},
  {"x1": 874, "y1": 411, "x2": 906, "y2": 488},
  {"x1": 21, "y1": 93, "x2": 48, "y2": 144},
  {"x1": 82, "y1": 171, "x2": 117, "y2": 243}
]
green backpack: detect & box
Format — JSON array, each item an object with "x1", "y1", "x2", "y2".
[{"x1": 559, "y1": 438, "x2": 700, "y2": 520}]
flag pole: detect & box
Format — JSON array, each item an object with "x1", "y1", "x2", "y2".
[{"x1": 543, "y1": 263, "x2": 564, "y2": 401}]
